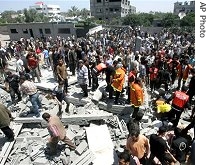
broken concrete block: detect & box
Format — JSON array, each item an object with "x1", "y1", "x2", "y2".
[
  {"x1": 69, "y1": 125, "x2": 80, "y2": 133},
  {"x1": 20, "y1": 138, "x2": 28, "y2": 151},
  {"x1": 33, "y1": 157, "x2": 49, "y2": 165},
  {"x1": 75, "y1": 140, "x2": 88, "y2": 155},
  {"x1": 75, "y1": 129, "x2": 85, "y2": 139},
  {"x1": 66, "y1": 129, "x2": 76, "y2": 141},
  {"x1": 38, "y1": 129, "x2": 49, "y2": 138},
  {"x1": 65, "y1": 148, "x2": 71, "y2": 156},
  {"x1": 141, "y1": 115, "x2": 149, "y2": 123},
  {"x1": 60, "y1": 154, "x2": 68, "y2": 165}
]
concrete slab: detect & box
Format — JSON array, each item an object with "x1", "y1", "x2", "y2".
[
  {"x1": 75, "y1": 140, "x2": 88, "y2": 155},
  {"x1": 85, "y1": 125, "x2": 117, "y2": 165},
  {"x1": 0, "y1": 123, "x2": 23, "y2": 165}
]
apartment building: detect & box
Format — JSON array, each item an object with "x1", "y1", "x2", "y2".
[
  {"x1": 29, "y1": 2, "x2": 61, "y2": 18},
  {"x1": 173, "y1": 1, "x2": 195, "y2": 15},
  {"x1": 90, "y1": 0, "x2": 136, "y2": 21}
]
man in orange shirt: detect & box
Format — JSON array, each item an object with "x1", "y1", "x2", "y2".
[
  {"x1": 126, "y1": 129, "x2": 150, "y2": 165},
  {"x1": 130, "y1": 78, "x2": 144, "y2": 119},
  {"x1": 110, "y1": 66, "x2": 126, "y2": 104}
]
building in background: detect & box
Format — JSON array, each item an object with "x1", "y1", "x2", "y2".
[
  {"x1": 90, "y1": 0, "x2": 136, "y2": 21},
  {"x1": 29, "y1": 2, "x2": 61, "y2": 19},
  {"x1": 173, "y1": 1, "x2": 195, "y2": 15}
]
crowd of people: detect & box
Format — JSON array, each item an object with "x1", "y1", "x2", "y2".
[{"x1": 0, "y1": 26, "x2": 195, "y2": 164}]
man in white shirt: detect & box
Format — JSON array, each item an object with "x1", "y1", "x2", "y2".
[{"x1": 15, "y1": 55, "x2": 25, "y2": 76}]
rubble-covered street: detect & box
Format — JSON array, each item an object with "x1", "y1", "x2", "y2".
[{"x1": 0, "y1": 56, "x2": 194, "y2": 165}]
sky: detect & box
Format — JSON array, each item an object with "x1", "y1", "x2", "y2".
[{"x1": 0, "y1": 0, "x2": 178, "y2": 13}]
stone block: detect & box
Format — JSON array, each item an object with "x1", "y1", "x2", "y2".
[
  {"x1": 66, "y1": 129, "x2": 76, "y2": 141},
  {"x1": 33, "y1": 157, "x2": 49, "y2": 165},
  {"x1": 65, "y1": 148, "x2": 71, "y2": 156},
  {"x1": 75, "y1": 129, "x2": 85, "y2": 139},
  {"x1": 75, "y1": 140, "x2": 88, "y2": 155}
]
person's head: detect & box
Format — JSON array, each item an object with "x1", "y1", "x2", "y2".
[
  {"x1": 158, "y1": 126, "x2": 167, "y2": 136},
  {"x1": 58, "y1": 58, "x2": 64, "y2": 66},
  {"x1": 131, "y1": 67, "x2": 137, "y2": 74},
  {"x1": 15, "y1": 54, "x2": 20, "y2": 60},
  {"x1": 134, "y1": 77, "x2": 143, "y2": 87},
  {"x1": 42, "y1": 112, "x2": 51, "y2": 122},
  {"x1": 19, "y1": 75, "x2": 26, "y2": 84},
  {"x1": 130, "y1": 129, "x2": 140, "y2": 142},
  {"x1": 78, "y1": 60, "x2": 84, "y2": 68},
  {"x1": 134, "y1": 111, "x2": 144, "y2": 121},
  {"x1": 118, "y1": 151, "x2": 131, "y2": 165}
]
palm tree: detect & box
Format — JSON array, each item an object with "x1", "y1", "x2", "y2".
[
  {"x1": 67, "y1": 6, "x2": 79, "y2": 17},
  {"x1": 80, "y1": 8, "x2": 90, "y2": 19}
]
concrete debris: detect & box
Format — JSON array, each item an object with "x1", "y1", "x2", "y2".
[{"x1": 0, "y1": 56, "x2": 193, "y2": 165}]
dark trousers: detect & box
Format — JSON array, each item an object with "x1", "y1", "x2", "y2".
[
  {"x1": 187, "y1": 90, "x2": 195, "y2": 105},
  {"x1": 1, "y1": 126, "x2": 14, "y2": 139},
  {"x1": 150, "y1": 80, "x2": 157, "y2": 92},
  {"x1": 168, "y1": 107, "x2": 183, "y2": 127},
  {"x1": 92, "y1": 73, "x2": 99, "y2": 91},
  {"x1": 80, "y1": 84, "x2": 88, "y2": 96},
  {"x1": 57, "y1": 96, "x2": 70, "y2": 113},
  {"x1": 132, "y1": 107, "x2": 139, "y2": 118},
  {"x1": 64, "y1": 78, "x2": 68, "y2": 93},
  {"x1": 49, "y1": 136, "x2": 76, "y2": 155},
  {"x1": 109, "y1": 86, "x2": 120, "y2": 103},
  {"x1": 69, "y1": 63, "x2": 76, "y2": 76},
  {"x1": 109, "y1": 86, "x2": 114, "y2": 99},
  {"x1": 10, "y1": 88, "x2": 22, "y2": 102}
]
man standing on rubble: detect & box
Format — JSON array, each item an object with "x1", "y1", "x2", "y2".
[
  {"x1": 130, "y1": 78, "x2": 144, "y2": 119},
  {"x1": 0, "y1": 103, "x2": 15, "y2": 141},
  {"x1": 42, "y1": 112, "x2": 76, "y2": 155},
  {"x1": 19, "y1": 75, "x2": 42, "y2": 117}
]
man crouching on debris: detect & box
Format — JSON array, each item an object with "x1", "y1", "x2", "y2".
[
  {"x1": 42, "y1": 112, "x2": 76, "y2": 155},
  {"x1": 0, "y1": 103, "x2": 15, "y2": 141}
]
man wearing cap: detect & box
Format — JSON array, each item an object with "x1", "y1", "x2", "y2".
[
  {"x1": 20, "y1": 75, "x2": 42, "y2": 117},
  {"x1": 77, "y1": 60, "x2": 89, "y2": 97}
]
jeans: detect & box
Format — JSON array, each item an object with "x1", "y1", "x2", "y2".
[{"x1": 29, "y1": 93, "x2": 42, "y2": 115}]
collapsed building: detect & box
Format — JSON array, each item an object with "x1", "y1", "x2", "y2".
[{"x1": 0, "y1": 57, "x2": 193, "y2": 165}]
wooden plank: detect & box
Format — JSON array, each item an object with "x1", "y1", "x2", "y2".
[{"x1": 0, "y1": 123, "x2": 23, "y2": 165}]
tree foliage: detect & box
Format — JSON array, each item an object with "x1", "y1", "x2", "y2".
[
  {"x1": 67, "y1": 6, "x2": 79, "y2": 17},
  {"x1": 161, "y1": 13, "x2": 180, "y2": 27},
  {"x1": 180, "y1": 12, "x2": 195, "y2": 27}
]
